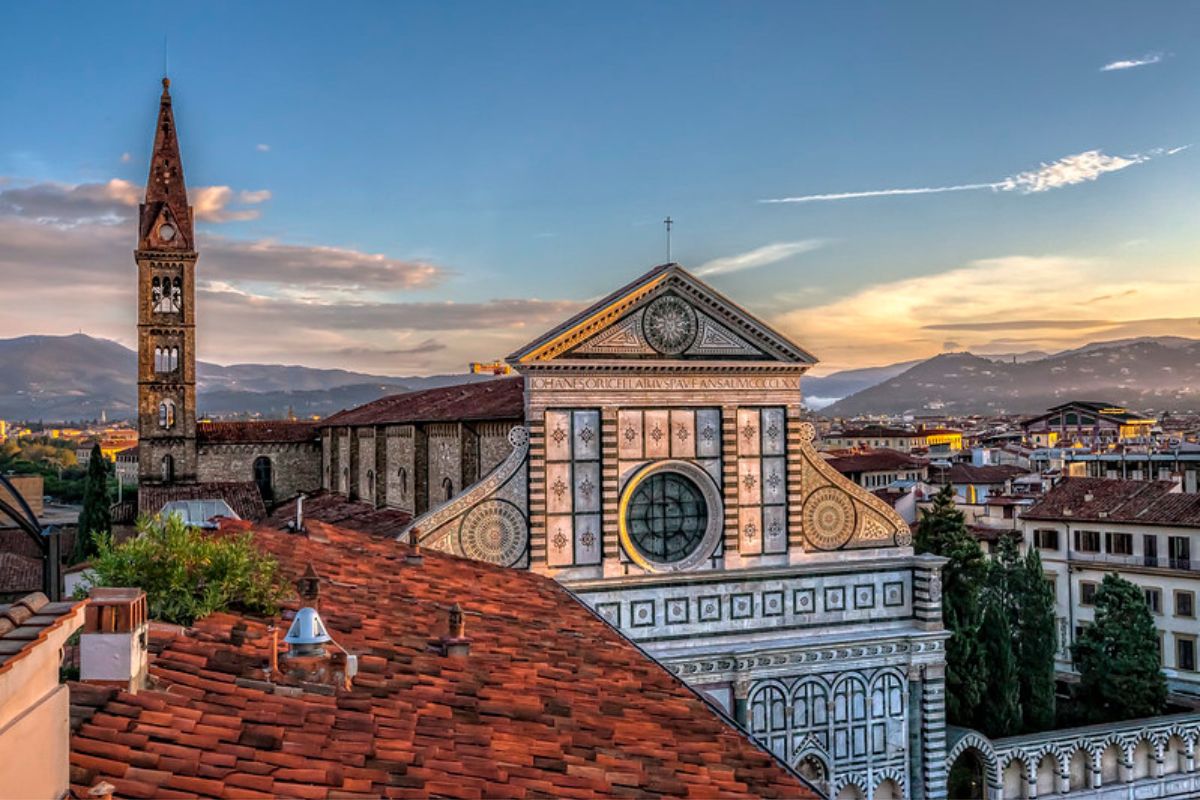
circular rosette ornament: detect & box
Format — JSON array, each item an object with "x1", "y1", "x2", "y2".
[
  {"x1": 641, "y1": 295, "x2": 698, "y2": 355},
  {"x1": 802, "y1": 486, "x2": 856, "y2": 550}
]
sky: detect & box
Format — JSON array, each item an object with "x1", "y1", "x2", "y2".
[{"x1": 1, "y1": 2, "x2": 1199, "y2": 376}]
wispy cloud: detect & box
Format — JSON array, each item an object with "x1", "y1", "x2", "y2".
[
  {"x1": 696, "y1": 240, "x2": 825, "y2": 276},
  {"x1": 1101, "y1": 53, "x2": 1163, "y2": 71},
  {"x1": 0, "y1": 178, "x2": 273, "y2": 225},
  {"x1": 761, "y1": 147, "x2": 1187, "y2": 205},
  {"x1": 120, "y1": 152, "x2": 132, "y2": 164},
  {"x1": 774, "y1": 255, "x2": 1200, "y2": 370},
  {"x1": 256, "y1": 143, "x2": 271, "y2": 152}
]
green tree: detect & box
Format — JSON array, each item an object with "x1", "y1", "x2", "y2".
[
  {"x1": 974, "y1": 532, "x2": 1023, "y2": 737},
  {"x1": 81, "y1": 514, "x2": 290, "y2": 625},
  {"x1": 916, "y1": 485, "x2": 988, "y2": 727},
  {"x1": 73, "y1": 444, "x2": 111, "y2": 563},
  {"x1": 1017, "y1": 548, "x2": 1057, "y2": 732},
  {"x1": 1071, "y1": 573, "x2": 1166, "y2": 723}
]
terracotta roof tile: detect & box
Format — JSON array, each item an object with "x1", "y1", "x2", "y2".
[
  {"x1": 825, "y1": 448, "x2": 927, "y2": 474},
  {"x1": 1023, "y1": 477, "x2": 1200, "y2": 527},
  {"x1": 198, "y1": 420, "x2": 320, "y2": 445},
  {"x1": 265, "y1": 490, "x2": 412, "y2": 536},
  {"x1": 138, "y1": 482, "x2": 267, "y2": 522},
  {"x1": 320, "y1": 377, "x2": 523, "y2": 428},
  {"x1": 69, "y1": 519, "x2": 812, "y2": 798}
]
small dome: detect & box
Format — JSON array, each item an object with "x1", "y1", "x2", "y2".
[{"x1": 284, "y1": 607, "x2": 332, "y2": 647}]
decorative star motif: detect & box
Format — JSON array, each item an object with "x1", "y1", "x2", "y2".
[
  {"x1": 676, "y1": 426, "x2": 690, "y2": 442},
  {"x1": 744, "y1": 521, "x2": 758, "y2": 541},
  {"x1": 580, "y1": 530, "x2": 596, "y2": 549},
  {"x1": 766, "y1": 422, "x2": 781, "y2": 441},
  {"x1": 767, "y1": 520, "x2": 784, "y2": 539},
  {"x1": 551, "y1": 478, "x2": 569, "y2": 499},
  {"x1": 766, "y1": 471, "x2": 782, "y2": 490},
  {"x1": 578, "y1": 476, "x2": 595, "y2": 500},
  {"x1": 701, "y1": 425, "x2": 716, "y2": 442},
  {"x1": 650, "y1": 426, "x2": 664, "y2": 443},
  {"x1": 552, "y1": 529, "x2": 568, "y2": 552},
  {"x1": 578, "y1": 426, "x2": 595, "y2": 445},
  {"x1": 551, "y1": 426, "x2": 568, "y2": 445},
  {"x1": 623, "y1": 426, "x2": 637, "y2": 443},
  {"x1": 741, "y1": 422, "x2": 756, "y2": 442},
  {"x1": 742, "y1": 473, "x2": 757, "y2": 491}
]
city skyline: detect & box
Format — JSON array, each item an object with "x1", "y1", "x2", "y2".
[{"x1": 2, "y1": 2, "x2": 1198, "y2": 375}]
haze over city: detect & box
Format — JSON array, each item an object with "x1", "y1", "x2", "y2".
[{"x1": 2, "y1": 1, "x2": 1199, "y2": 377}]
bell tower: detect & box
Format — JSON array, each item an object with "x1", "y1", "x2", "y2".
[{"x1": 136, "y1": 77, "x2": 197, "y2": 485}]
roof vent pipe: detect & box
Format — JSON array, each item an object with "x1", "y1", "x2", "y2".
[
  {"x1": 406, "y1": 527, "x2": 423, "y2": 566},
  {"x1": 440, "y1": 602, "x2": 472, "y2": 657},
  {"x1": 283, "y1": 607, "x2": 332, "y2": 657}
]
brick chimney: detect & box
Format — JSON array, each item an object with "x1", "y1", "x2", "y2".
[
  {"x1": 80, "y1": 588, "x2": 149, "y2": 693},
  {"x1": 439, "y1": 603, "x2": 472, "y2": 657},
  {"x1": 406, "y1": 527, "x2": 423, "y2": 566},
  {"x1": 296, "y1": 563, "x2": 320, "y2": 608}
]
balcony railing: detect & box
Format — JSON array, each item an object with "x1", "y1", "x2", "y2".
[{"x1": 1070, "y1": 550, "x2": 1195, "y2": 572}]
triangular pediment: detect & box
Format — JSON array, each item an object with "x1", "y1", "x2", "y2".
[{"x1": 507, "y1": 264, "x2": 817, "y2": 365}]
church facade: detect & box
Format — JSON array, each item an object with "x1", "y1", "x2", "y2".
[{"x1": 396, "y1": 265, "x2": 951, "y2": 800}]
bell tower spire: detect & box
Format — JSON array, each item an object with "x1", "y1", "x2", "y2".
[
  {"x1": 136, "y1": 76, "x2": 198, "y2": 489},
  {"x1": 139, "y1": 77, "x2": 194, "y2": 251}
]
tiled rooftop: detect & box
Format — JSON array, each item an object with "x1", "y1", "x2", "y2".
[
  {"x1": 945, "y1": 463, "x2": 1028, "y2": 485},
  {"x1": 0, "y1": 592, "x2": 86, "y2": 674},
  {"x1": 197, "y1": 420, "x2": 320, "y2": 445},
  {"x1": 139, "y1": 482, "x2": 267, "y2": 522},
  {"x1": 265, "y1": 490, "x2": 413, "y2": 536},
  {"x1": 825, "y1": 448, "x2": 928, "y2": 474},
  {"x1": 320, "y1": 377, "x2": 523, "y2": 428},
  {"x1": 68, "y1": 520, "x2": 812, "y2": 799},
  {"x1": 1023, "y1": 477, "x2": 1200, "y2": 527}
]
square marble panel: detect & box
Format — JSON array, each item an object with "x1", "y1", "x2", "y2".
[
  {"x1": 824, "y1": 586, "x2": 846, "y2": 612},
  {"x1": 793, "y1": 588, "x2": 815, "y2": 614},
  {"x1": 572, "y1": 409, "x2": 600, "y2": 461},
  {"x1": 546, "y1": 514, "x2": 574, "y2": 566},
  {"x1": 595, "y1": 602, "x2": 620, "y2": 627},
  {"x1": 574, "y1": 514, "x2": 601, "y2": 565},
  {"x1": 737, "y1": 408, "x2": 761, "y2": 457},
  {"x1": 545, "y1": 462, "x2": 573, "y2": 515},
  {"x1": 544, "y1": 410, "x2": 572, "y2": 461},
  {"x1": 669, "y1": 409, "x2": 696, "y2": 459},
  {"x1": 762, "y1": 590, "x2": 784, "y2": 617},
  {"x1": 631, "y1": 599, "x2": 656, "y2": 628},
  {"x1": 761, "y1": 407, "x2": 786, "y2": 456},
  {"x1": 617, "y1": 410, "x2": 643, "y2": 460},
  {"x1": 731, "y1": 593, "x2": 754, "y2": 619},
  {"x1": 696, "y1": 408, "x2": 722, "y2": 458},
  {"x1": 698, "y1": 595, "x2": 722, "y2": 622},
  {"x1": 738, "y1": 506, "x2": 763, "y2": 556},
  {"x1": 853, "y1": 584, "x2": 876, "y2": 610},
  {"x1": 643, "y1": 409, "x2": 671, "y2": 459},
  {"x1": 762, "y1": 506, "x2": 788, "y2": 554},
  {"x1": 761, "y1": 457, "x2": 787, "y2": 505},
  {"x1": 883, "y1": 581, "x2": 905, "y2": 607},
  {"x1": 573, "y1": 461, "x2": 601, "y2": 514},
  {"x1": 738, "y1": 459, "x2": 762, "y2": 506},
  {"x1": 666, "y1": 597, "x2": 690, "y2": 624}
]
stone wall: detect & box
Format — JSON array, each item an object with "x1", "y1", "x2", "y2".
[
  {"x1": 478, "y1": 422, "x2": 516, "y2": 475},
  {"x1": 426, "y1": 424, "x2": 463, "y2": 507},
  {"x1": 355, "y1": 429, "x2": 377, "y2": 505},
  {"x1": 196, "y1": 442, "x2": 321, "y2": 504}
]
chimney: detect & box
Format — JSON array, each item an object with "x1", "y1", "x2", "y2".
[
  {"x1": 296, "y1": 563, "x2": 320, "y2": 607},
  {"x1": 80, "y1": 588, "x2": 149, "y2": 693},
  {"x1": 295, "y1": 494, "x2": 305, "y2": 531},
  {"x1": 1083, "y1": 492, "x2": 1094, "y2": 502},
  {"x1": 440, "y1": 603, "x2": 472, "y2": 657},
  {"x1": 406, "y1": 527, "x2": 424, "y2": 566}
]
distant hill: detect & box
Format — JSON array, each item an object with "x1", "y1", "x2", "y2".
[
  {"x1": 803, "y1": 361, "x2": 923, "y2": 409},
  {"x1": 823, "y1": 338, "x2": 1200, "y2": 416},
  {"x1": 0, "y1": 334, "x2": 488, "y2": 421}
]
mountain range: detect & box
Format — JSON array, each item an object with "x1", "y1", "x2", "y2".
[
  {"x1": 0, "y1": 334, "x2": 488, "y2": 421},
  {"x1": 819, "y1": 336, "x2": 1200, "y2": 417},
  {"x1": 4, "y1": 333, "x2": 1200, "y2": 422}
]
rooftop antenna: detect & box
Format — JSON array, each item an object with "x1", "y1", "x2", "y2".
[{"x1": 663, "y1": 216, "x2": 673, "y2": 263}]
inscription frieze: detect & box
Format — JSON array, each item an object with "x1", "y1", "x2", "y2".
[{"x1": 530, "y1": 375, "x2": 796, "y2": 392}]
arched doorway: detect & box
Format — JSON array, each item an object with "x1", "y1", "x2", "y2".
[
  {"x1": 442, "y1": 477, "x2": 454, "y2": 502},
  {"x1": 253, "y1": 456, "x2": 273, "y2": 502},
  {"x1": 947, "y1": 748, "x2": 987, "y2": 800}
]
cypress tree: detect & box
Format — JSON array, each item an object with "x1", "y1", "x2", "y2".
[
  {"x1": 74, "y1": 443, "x2": 112, "y2": 564},
  {"x1": 915, "y1": 485, "x2": 988, "y2": 727},
  {"x1": 978, "y1": 592, "x2": 1021, "y2": 737},
  {"x1": 1017, "y1": 548, "x2": 1058, "y2": 732},
  {"x1": 1072, "y1": 573, "x2": 1166, "y2": 723}
]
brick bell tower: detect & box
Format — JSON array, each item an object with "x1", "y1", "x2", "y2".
[{"x1": 136, "y1": 77, "x2": 197, "y2": 486}]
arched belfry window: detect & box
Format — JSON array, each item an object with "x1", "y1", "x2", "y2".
[
  {"x1": 170, "y1": 277, "x2": 182, "y2": 312},
  {"x1": 161, "y1": 454, "x2": 174, "y2": 483},
  {"x1": 151, "y1": 277, "x2": 163, "y2": 310},
  {"x1": 253, "y1": 456, "x2": 273, "y2": 502},
  {"x1": 442, "y1": 477, "x2": 454, "y2": 502},
  {"x1": 158, "y1": 399, "x2": 176, "y2": 429},
  {"x1": 153, "y1": 275, "x2": 181, "y2": 313},
  {"x1": 398, "y1": 467, "x2": 409, "y2": 499},
  {"x1": 366, "y1": 469, "x2": 375, "y2": 502}
]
